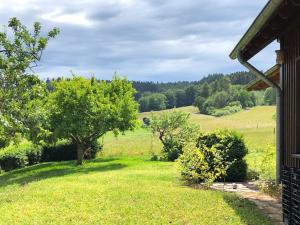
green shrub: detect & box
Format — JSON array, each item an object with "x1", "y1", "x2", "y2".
[
  {"x1": 259, "y1": 144, "x2": 276, "y2": 180},
  {"x1": 0, "y1": 141, "x2": 42, "y2": 171},
  {"x1": 211, "y1": 102, "x2": 242, "y2": 117},
  {"x1": 197, "y1": 130, "x2": 248, "y2": 182},
  {"x1": 177, "y1": 144, "x2": 228, "y2": 186},
  {"x1": 247, "y1": 169, "x2": 260, "y2": 181},
  {"x1": 142, "y1": 117, "x2": 151, "y2": 126},
  {"x1": 162, "y1": 138, "x2": 184, "y2": 161},
  {"x1": 0, "y1": 140, "x2": 102, "y2": 172},
  {"x1": 41, "y1": 140, "x2": 102, "y2": 162}
]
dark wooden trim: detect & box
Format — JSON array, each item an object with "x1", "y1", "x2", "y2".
[{"x1": 292, "y1": 154, "x2": 300, "y2": 158}]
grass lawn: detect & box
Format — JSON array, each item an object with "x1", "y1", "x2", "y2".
[
  {"x1": 0, "y1": 106, "x2": 276, "y2": 224},
  {"x1": 0, "y1": 157, "x2": 273, "y2": 225}
]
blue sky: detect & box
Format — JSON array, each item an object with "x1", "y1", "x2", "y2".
[{"x1": 0, "y1": 0, "x2": 278, "y2": 81}]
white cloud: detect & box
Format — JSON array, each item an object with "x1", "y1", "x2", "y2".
[
  {"x1": 40, "y1": 9, "x2": 94, "y2": 27},
  {"x1": 0, "y1": 0, "x2": 275, "y2": 81}
]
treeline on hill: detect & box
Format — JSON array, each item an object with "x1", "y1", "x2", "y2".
[{"x1": 131, "y1": 72, "x2": 276, "y2": 116}]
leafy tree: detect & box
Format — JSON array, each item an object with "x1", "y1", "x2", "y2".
[
  {"x1": 174, "y1": 89, "x2": 187, "y2": 107},
  {"x1": 194, "y1": 96, "x2": 206, "y2": 113},
  {"x1": 148, "y1": 93, "x2": 167, "y2": 111},
  {"x1": 150, "y1": 111, "x2": 199, "y2": 161},
  {"x1": 185, "y1": 86, "x2": 198, "y2": 105},
  {"x1": 150, "y1": 111, "x2": 190, "y2": 146},
  {"x1": 138, "y1": 93, "x2": 167, "y2": 112},
  {"x1": 47, "y1": 76, "x2": 138, "y2": 165},
  {"x1": 138, "y1": 97, "x2": 150, "y2": 112},
  {"x1": 198, "y1": 82, "x2": 211, "y2": 98},
  {"x1": 0, "y1": 17, "x2": 59, "y2": 144},
  {"x1": 165, "y1": 90, "x2": 176, "y2": 108},
  {"x1": 263, "y1": 87, "x2": 276, "y2": 105},
  {"x1": 229, "y1": 71, "x2": 256, "y2": 85}
]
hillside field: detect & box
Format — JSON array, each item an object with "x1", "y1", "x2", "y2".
[{"x1": 103, "y1": 106, "x2": 276, "y2": 178}]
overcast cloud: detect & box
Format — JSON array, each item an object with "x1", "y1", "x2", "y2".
[{"x1": 0, "y1": 0, "x2": 278, "y2": 81}]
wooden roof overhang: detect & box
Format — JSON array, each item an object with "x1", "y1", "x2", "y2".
[
  {"x1": 230, "y1": 0, "x2": 300, "y2": 61},
  {"x1": 246, "y1": 65, "x2": 280, "y2": 91}
]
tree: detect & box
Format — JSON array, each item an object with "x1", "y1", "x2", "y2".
[
  {"x1": 185, "y1": 86, "x2": 198, "y2": 105},
  {"x1": 263, "y1": 87, "x2": 276, "y2": 105},
  {"x1": 150, "y1": 111, "x2": 199, "y2": 160},
  {"x1": 175, "y1": 89, "x2": 187, "y2": 107},
  {"x1": 198, "y1": 82, "x2": 211, "y2": 98},
  {"x1": 194, "y1": 96, "x2": 206, "y2": 113},
  {"x1": 165, "y1": 90, "x2": 176, "y2": 108},
  {"x1": 138, "y1": 97, "x2": 150, "y2": 112},
  {"x1": 148, "y1": 93, "x2": 167, "y2": 111},
  {"x1": 47, "y1": 76, "x2": 138, "y2": 165},
  {"x1": 0, "y1": 17, "x2": 59, "y2": 144}
]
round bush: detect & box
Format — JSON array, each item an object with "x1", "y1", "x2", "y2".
[{"x1": 197, "y1": 130, "x2": 248, "y2": 182}]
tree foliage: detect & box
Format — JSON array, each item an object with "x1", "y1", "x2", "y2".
[
  {"x1": 150, "y1": 111, "x2": 199, "y2": 161},
  {"x1": 47, "y1": 76, "x2": 138, "y2": 165},
  {"x1": 263, "y1": 87, "x2": 276, "y2": 105},
  {"x1": 0, "y1": 17, "x2": 59, "y2": 145}
]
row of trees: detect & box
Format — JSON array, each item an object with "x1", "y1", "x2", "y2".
[
  {"x1": 137, "y1": 73, "x2": 276, "y2": 115},
  {"x1": 0, "y1": 18, "x2": 138, "y2": 165}
]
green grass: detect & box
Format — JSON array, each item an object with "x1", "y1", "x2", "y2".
[
  {"x1": 105, "y1": 106, "x2": 276, "y2": 176},
  {"x1": 0, "y1": 106, "x2": 276, "y2": 224},
  {"x1": 0, "y1": 157, "x2": 273, "y2": 225}
]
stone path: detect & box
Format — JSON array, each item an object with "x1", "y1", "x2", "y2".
[{"x1": 211, "y1": 182, "x2": 284, "y2": 225}]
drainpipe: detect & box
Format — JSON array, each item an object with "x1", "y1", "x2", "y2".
[{"x1": 237, "y1": 51, "x2": 283, "y2": 184}]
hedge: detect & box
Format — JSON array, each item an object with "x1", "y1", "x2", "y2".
[
  {"x1": 0, "y1": 142, "x2": 42, "y2": 171},
  {"x1": 0, "y1": 140, "x2": 102, "y2": 172}
]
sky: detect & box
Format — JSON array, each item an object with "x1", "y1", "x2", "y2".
[{"x1": 0, "y1": 0, "x2": 279, "y2": 82}]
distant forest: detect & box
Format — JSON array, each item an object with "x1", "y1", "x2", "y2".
[
  {"x1": 46, "y1": 71, "x2": 276, "y2": 116},
  {"x1": 131, "y1": 71, "x2": 276, "y2": 116}
]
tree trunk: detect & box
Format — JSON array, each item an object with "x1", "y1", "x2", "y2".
[{"x1": 76, "y1": 142, "x2": 84, "y2": 165}]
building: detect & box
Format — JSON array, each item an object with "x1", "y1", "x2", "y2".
[{"x1": 230, "y1": 1, "x2": 300, "y2": 224}]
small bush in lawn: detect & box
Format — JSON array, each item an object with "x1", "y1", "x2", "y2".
[
  {"x1": 142, "y1": 117, "x2": 151, "y2": 127},
  {"x1": 150, "y1": 153, "x2": 159, "y2": 161},
  {"x1": 197, "y1": 130, "x2": 248, "y2": 182},
  {"x1": 177, "y1": 144, "x2": 228, "y2": 186}
]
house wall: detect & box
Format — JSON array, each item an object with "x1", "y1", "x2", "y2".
[{"x1": 282, "y1": 26, "x2": 300, "y2": 168}]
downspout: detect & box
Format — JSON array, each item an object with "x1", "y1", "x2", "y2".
[{"x1": 238, "y1": 51, "x2": 283, "y2": 184}]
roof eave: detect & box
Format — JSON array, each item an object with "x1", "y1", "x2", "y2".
[
  {"x1": 245, "y1": 64, "x2": 280, "y2": 91},
  {"x1": 229, "y1": 0, "x2": 284, "y2": 60}
]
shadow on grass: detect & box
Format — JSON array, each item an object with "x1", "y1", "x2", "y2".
[
  {"x1": 222, "y1": 193, "x2": 273, "y2": 225},
  {"x1": 0, "y1": 157, "x2": 125, "y2": 189}
]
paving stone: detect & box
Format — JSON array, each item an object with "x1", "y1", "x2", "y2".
[
  {"x1": 211, "y1": 182, "x2": 282, "y2": 225},
  {"x1": 265, "y1": 207, "x2": 281, "y2": 214},
  {"x1": 268, "y1": 213, "x2": 283, "y2": 222}
]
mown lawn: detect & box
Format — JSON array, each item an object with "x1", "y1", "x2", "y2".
[{"x1": 0, "y1": 157, "x2": 273, "y2": 225}]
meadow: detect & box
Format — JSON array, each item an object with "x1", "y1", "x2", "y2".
[
  {"x1": 0, "y1": 106, "x2": 275, "y2": 224},
  {"x1": 104, "y1": 106, "x2": 276, "y2": 178}
]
